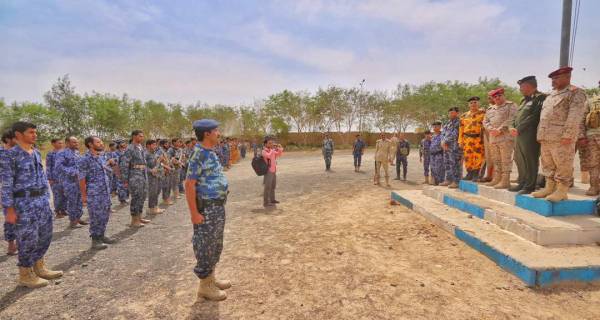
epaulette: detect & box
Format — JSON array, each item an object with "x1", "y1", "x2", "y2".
[{"x1": 569, "y1": 85, "x2": 580, "y2": 92}]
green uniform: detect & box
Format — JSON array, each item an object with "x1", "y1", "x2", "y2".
[{"x1": 511, "y1": 91, "x2": 546, "y2": 191}]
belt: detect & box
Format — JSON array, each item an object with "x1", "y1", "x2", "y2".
[
  {"x1": 132, "y1": 165, "x2": 146, "y2": 169},
  {"x1": 464, "y1": 133, "x2": 481, "y2": 138},
  {"x1": 14, "y1": 188, "x2": 47, "y2": 198},
  {"x1": 203, "y1": 198, "x2": 227, "y2": 207}
]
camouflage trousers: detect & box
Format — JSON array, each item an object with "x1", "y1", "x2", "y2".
[
  {"x1": 540, "y1": 141, "x2": 576, "y2": 184},
  {"x1": 4, "y1": 221, "x2": 16, "y2": 241},
  {"x1": 324, "y1": 153, "x2": 333, "y2": 170},
  {"x1": 147, "y1": 175, "x2": 161, "y2": 208},
  {"x1": 579, "y1": 135, "x2": 600, "y2": 171},
  {"x1": 192, "y1": 204, "x2": 226, "y2": 279},
  {"x1": 374, "y1": 161, "x2": 389, "y2": 182},
  {"x1": 170, "y1": 168, "x2": 181, "y2": 194},
  {"x1": 116, "y1": 178, "x2": 129, "y2": 202},
  {"x1": 14, "y1": 196, "x2": 53, "y2": 267},
  {"x1": 353, "y1": 153, "x2": 362, "y2": 167},
  {"x1": 128, "y1": 175, "x2": 148, "y2": 216},
  {"x1": 88, "y1": 195, "x2": 111, "y2": 238},
  {"x1": 62, "y1": 181, "x2": 83, "y2": 222},
  {"x1": 161, "y1": 174, "x2": 172, "y2": 201},
  {"x1": 444, "y1": 148, "x2": 462, "y2": 183},
  {"x1": 430, "y1": 153, "x2": 445, "y2": 184},
  {"x1": 50, "y1": 182, "x2": 66, "y2": 214},
  {"x1": 489, "y1": 141, "x2": 514, "y2": 174},
  {"x1": 422, "y1": 155, "x2": 430, "y2": 177}
]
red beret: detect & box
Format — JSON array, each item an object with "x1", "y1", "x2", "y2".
[
  {"x1": 489, "y1": 88, "x2": 504, "y2": 97},
  {"x1": 548, "y1": 66, "x2": 573, "y2": 78}
]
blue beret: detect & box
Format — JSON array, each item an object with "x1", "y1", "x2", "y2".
[{"x1": 193, "y1": 119, "x2": 219, "y2": 131}]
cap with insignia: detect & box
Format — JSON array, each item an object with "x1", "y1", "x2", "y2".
[
  {"x1": 548, "y1": 66, "x2": 573, "y2": 78},
  {"x1": 432, "y1": 121, "x2": 442, "y2": 126},
  {"x1": 192, "y1": 119, "x2": 220, "y2": 131},
  {"x1": 448, "y1": 107, "x2": 459, "y2": 112},
  {"x1": 489, "y1": 88, "x2": 505, "y2": 97},
  {"x1": 467, "y1": 96, "x2": 480, "y2": 102},
  {"x1": 517, "y1": 75, "x2": 537, "y2": 86}
]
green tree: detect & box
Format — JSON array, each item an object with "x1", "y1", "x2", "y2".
[{"x1": 44, "y1": 75, "x2": 86, "y2": 136}]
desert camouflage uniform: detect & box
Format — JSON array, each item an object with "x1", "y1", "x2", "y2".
[{"x1": 483, "y1": 101, "x2": 518, "y2": 174}]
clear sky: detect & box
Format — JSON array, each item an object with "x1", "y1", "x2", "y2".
[{"x1": 1, "y1": 0, "x2": 598, "y2": 105}]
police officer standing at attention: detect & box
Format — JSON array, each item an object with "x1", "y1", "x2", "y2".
[
  {"x1": 145, "y1": 139, "x2": 165, "y2": 215},
  {"x1": 78, "y1": 136, "x2": 116, "y2": 250},
  {"x1": 120, "y1": 130, "x2": 150, "y2": 228},
  {"x1": 56, "y1": 136, "x2": 88, "y2": 228},
  {"x1": 2, "y1": 129, "x2": 18, "y2": 255},
  {"x1": 441, "y1": 107, "x2": 462, "y2": 188},
  {"x1": 322, "y1": 133, "x2": 335, "y2": 171},
  {"x1": 185, "y1": 119, "x2": 231, "y2": 301},
  {"x1": 46, "y1": 138, "x2": 67, "y2": 218},
  {"x1": 1, "y1": 121, "x2": 63, "y2": 288}
]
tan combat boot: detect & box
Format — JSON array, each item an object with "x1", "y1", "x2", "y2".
[
  {"x1": 130, "y1": 216, "x2": 145, "y2": 228},
  {"x1": 197, "y1": 277, "x2": 227, "y2": 301},
  {"x1": 423, "y1": 176, "x2": 429, "y2": 184},
  {"x1": 485, "y1": 172, "x2": 501, "y2": 187},
  {"x1": 210, "y1": 272, "x2": 232, "y2": 290},
  {"x1": 546, "y1": 182, "x2": 569, "y2": 202},
  {"x1": 18, "y1": 267, "x2": 49, "y2": 288},
  {"x1": 585, "y1": 169, "x2": 600, "y2": 196},
  {"x1": 33, "y1": 257, "x2": 63, "y2": 280},
  {"x1": 532, "y1": 178, "x2": 556, "y2": 198},
  {"x1": 493, "y1": 173, "x2": 511, "y2": 189}
]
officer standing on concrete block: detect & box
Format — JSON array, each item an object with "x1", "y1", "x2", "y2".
[
  {"x1": 533, "y1": 67, "x2": 588, "y2": 202},
  {"x1": 185, "y1": 119, "x2": 231, "y2": 301},
  {"x1": 441, "y1": 107, "x2": 462, "y2": 188},
  {"x1": 1, "y1": 129, "x2": 18, "y2": 255},
  {"x1": 509, "y1": 76, "x2": 546, "y2": 194},
  {"x1": 459, "y1": 97, "x2": 485, "y2": 181},
  {"x1": 56, "y1": 136, "x2": 88, "y2": 228},
  {"x1": 581, "y1": 92, "x2": 600, "y2": 195},
  {"x1": 1, "y1": 121, "x2": 63, "y2": 288},
  {"x1": 429, "y1": 122, "x2": 445, "y2": 185},
  {"x1": 322, "y1": 133, "x2": 334, "y2": 171},
  {"x1": 483, "y1": 88, "x2": 518, "y2": 189},
  {"x1": 419, "y1": 130, "x2": 432, "y2": 184},
  {"x1": 78, "y1": 136, "x2": 116, "y2": 250},
  {"x1": 120, "y1": 130, "x2": 150, "y2": 227}
]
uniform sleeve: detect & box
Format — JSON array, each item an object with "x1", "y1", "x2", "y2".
[
  {"x1": 502, "y1": 102, "x2": 518, "y2": 129},
  {"x1": 77, "y1": 157, "x2": 88, "y2": 181},
  {"x1": 62, "y1": 152, "x2": 79, "y2": 178},
  {"x1": 1, "y1": 152, "x2": 15, "y2": 208},
  {"x1": 483, "y1": 113, "x2": 492, "y2": 131},
  {"x1": 46, "y1": 153, "x2": 55, "y2": 180},
  {"x1": 120, "y1": 149, "x2": 132, "y2": 182},
  {"x1": 562, "y1": 90, "x2": 588, "y2": 140},
  {"x1": 186, "y1": 151, "x2": 202, "y2": 181}
]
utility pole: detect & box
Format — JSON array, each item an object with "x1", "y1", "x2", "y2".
[
  {"x1": 559, "y1": 0, "x2": 572, "y2": 67},
  {"x1": 358, "y1": 79, "x2": 365, "y2": 132}
]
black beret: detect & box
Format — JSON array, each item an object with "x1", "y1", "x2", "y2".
[
  {"x1": 432, "y1": 121, "x2": 442, "y2": 126},
  {"x1": 517, "y1": 75, "x2": 537, "y2": 85},
  {"x1": 423, "y1": 130, "x2": 431, "y2": 134},
  {"x1": 467, "y1": 96, "x2": 480, "y2": 102},
  {"x1": 448, "y1": 107, "x2": 459, "y2": 112}
]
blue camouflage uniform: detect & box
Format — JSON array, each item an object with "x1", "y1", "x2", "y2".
[
  {"x1": 1, "y1": 146, "x2": 17, "y2": 242},
  {"x1": 158, "y1": 147, "x2": 172, "y2": 201},
  {"x1": 395, "y1": 140, "x2": 411, "y2": 179},
  {"x1": 222, "y1": 143, "x2": 230, "y2": 167},
  {"x1": 78, "y1": 152, "x2": 112, "y2": 238},
  {"x1": 119, "y1": 143, "x2": 148, "y2": 216},
  {"x1": 419, "y1": 138, "x2": 432, "y2": 177},
  {"x1": 55, "y1": 148, "x2": 83, "y2": 222},
  {"x1": 429, "y1": 133, "x2": 445, "y2": 185},
  {"x1": 442, "y1": 117, "x2": 463, "y2": 183},
  {"x1": 115, "y1": 150, "x2": 129, "y2": 202},
  {"x1": 46, "y1": 150, "x2": 66, "y2": 215},
  {"x1": 322, "y1": 138, "x2": 334, "y2": 170},
  {"x1": 1, "y1": 145, "x2": 53, "y2": 267},
  {"x1": 145, "y1": 148, "x2": 162, "y2": 208},
  {"x1": 187, "y1": 143, "x2": 228, "y2": 279},
  {"x1": 352, "y1": 139, "x2": 365, "y2": 168}
]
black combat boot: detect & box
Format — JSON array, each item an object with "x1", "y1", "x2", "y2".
[{"x1": 91, "y1": 236, "x2": 108, "y2": 250}]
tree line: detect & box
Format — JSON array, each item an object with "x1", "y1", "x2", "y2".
[{"x1": 2, "y1": 75, "x2": 597, "y2": 144}]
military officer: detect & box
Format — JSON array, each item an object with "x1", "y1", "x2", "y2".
[
  {"x1": 509, "y1": 76, "x2": 547, "y2": 194},
  {"x1": 158, "y1": 139, "x2": 173, "y2": 205},
  {"x1": 115, "y1": 141, "x2": 129, "y2": 205},
  {"x1": 185, "y1": 119, "x2": 231, "y2": 301},
  {"x1": 145, "y1": 139, "x2": 165, "y2": 214},
  {"x1": 46, "y1": 138, "x2": 67, "y2": 218},
  {"x1": 482, "y1": 88, "x2": 518, "y2": 189},
  {"x1": 352, "y1": 134, "x2": 366, "y2": 172},
  {"x1": 581, "y1": 91, "x2": 600, "y2": 195},
  {"x1": 374, "y1": 133, "x2": 393, "y2": 187},
  {"x1": 459, "y1": 97, "x2": 486, "y2": 181},
  {"x1": 429, "y1": 122, "x2": 445, "y2": 185},
  {"x1": 79, "y1": 136, "x2": 116, "y2": 250},
  {"x1": 419, "y1": 130, "x2": 432, "y2": 184},
  {"x1": 322, "y1": 133, "x2": 335, "y2": 171},
  {"x1": 1, "y1": 122, "x2": 63, "y2": 288},
  {"x1": 441, "y1": 107, "x2": 462, "y2": 188},
  {"x1": 120, "y1": 130, "x2": 150, "y2": 227},
  {"x1": 394, "y1": 133, "x2": 410, "y2": 181},
  {"x1": 2, "y1": 129, "x2": 18, "y2": 255},
  {"x1": 532, "y1": 67, "x2": 588, "y2": 201},
  {"x1": 478, "y1": 94, "x2": 496, "y2": 182},
  {"x1": 55, "y1": 136, "x2": 88, "y2": 228}
]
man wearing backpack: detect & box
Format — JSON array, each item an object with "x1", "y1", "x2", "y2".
[{"x1": 262, "y1": 136, "x2": 283, "y2": 208}]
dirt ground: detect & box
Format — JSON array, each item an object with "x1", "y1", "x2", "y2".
[{"x1": 1, "y1": 150, "x2": 600, "y2": 320}]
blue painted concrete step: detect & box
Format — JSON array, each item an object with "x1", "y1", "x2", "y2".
[{"x1": 458, "y1": 180, "x2": 597, "y2": 217}]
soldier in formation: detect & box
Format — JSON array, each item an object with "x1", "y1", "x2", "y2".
[
  {"x1": 419, "y1": 130, "x2": 432, "y2": 184},
  {"x1": 2, "y1": 129, "x2": 17, "y2": 255},
  {"x1": 120, "y1": 130, "x2": 150, "y2": 227},
  {"x1": 56, "y1": 136, "x2": 88, "y2": 228},
  {"x1": 322, "y1": 133, "x2": 335, "y2": 171},
  {"x1": 46, "y1": 138, "x2": 67, "y2": 218},
  {"x1": 441, "y1": 107, "x2": 462, "y2": 188}
]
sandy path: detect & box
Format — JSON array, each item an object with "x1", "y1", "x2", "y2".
[{"x1": 1, "y1": 150, "x2": 599, "y2": 320}]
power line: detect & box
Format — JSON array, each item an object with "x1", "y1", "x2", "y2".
[{"x1": 569, "y1": 0, "x2": 581, "y2": 66}]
